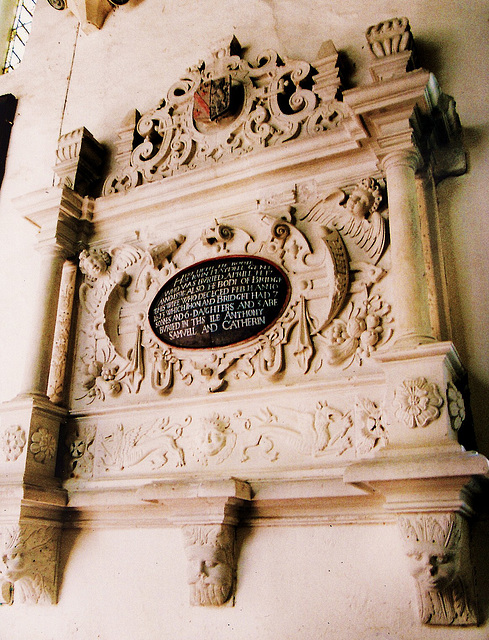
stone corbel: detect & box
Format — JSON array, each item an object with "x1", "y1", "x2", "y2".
[
  {"x1": 0, "y1": 521, "x2": 63, "y2": 605},
  {"x1": 398, "y1": 512, "x2": 477, "y2": 625},
  {"x1": 344, "y1": 450, "x2": 488, "y2": 625},
  {"x1": 139, "y1": 479, "x2": 251, "y2": 606},
  {"x1": 49, "y1": 0, "x2": 129, "y2": 34}
]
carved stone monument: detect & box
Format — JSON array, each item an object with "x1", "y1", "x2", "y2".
[{"x1": 1, "y1": 17, "x2": 486, "y2": 623}]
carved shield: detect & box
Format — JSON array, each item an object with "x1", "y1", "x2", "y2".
[{"x1": 193, "y1": 77, "x2": 232, "y2": 124}]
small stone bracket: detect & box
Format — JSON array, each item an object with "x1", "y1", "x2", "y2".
[
  {"x1": 139, "y1": 479, "x2": 251, "y2": 606},
  {"x1": 46, "y1": 0, "x2": 129, "y2": 34}
]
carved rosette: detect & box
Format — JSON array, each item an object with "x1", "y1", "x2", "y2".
[
  {"x1": 393, "y1": 377, "x2": 443, "y2": 429},
  {"x1": 398, "y1": 513, "x2": 477, "y2": 625},
  {"x1": 29, "y1": 427, "x2": 57, "y2": 464},
  {"x1": 446, "y1": 382, "x2": 465, "y2": 432},
  {"x1": 1, "y1": 425, "x2": 27, "y2": 462},
  {"x1": 356, "y1": 398, "x2": 388, "y2": 455}
]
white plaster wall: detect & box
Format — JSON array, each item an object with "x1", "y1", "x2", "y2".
[
  {"x1": 0, "y1": 523, "x2": 487, "y2": 640},
  {"x1": 0, "y1": 1, "x2": 488, "y2": 638}
]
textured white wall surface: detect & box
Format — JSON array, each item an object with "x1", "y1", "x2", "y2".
[{"x1": 0, "y1": 1, "x2": 488, "y2": 637}]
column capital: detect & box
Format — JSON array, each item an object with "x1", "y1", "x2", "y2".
[
  {"x1": 36, "y1": 240, "x2": 71, "y2": 261},
  {"x1": 380, "y1": 148, "x2": 422, "y2": 173}
]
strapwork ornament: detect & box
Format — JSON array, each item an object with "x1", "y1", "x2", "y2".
[{"x1": 103, "y1": 38, "x2": 347, "y2": 194}]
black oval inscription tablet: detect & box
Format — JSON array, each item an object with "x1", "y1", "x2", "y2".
[{"x1": 149, "y1": 256, "x2": 290, "y2": 349}]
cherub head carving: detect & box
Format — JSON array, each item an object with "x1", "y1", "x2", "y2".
[
  {"x1": 79, "y1": 248, "x2": 111, "y2": 281},
  {"x1": 183, "y1": 524, "x2": 235, "y2": 606},
  {"x1": 346, "y1": 177, "x2": 382, "y2": 219},
  {"x1": 400, "y1": 514, "x2": 463, "y2": 591}
]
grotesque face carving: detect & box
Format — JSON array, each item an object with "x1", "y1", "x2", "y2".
[
  {"x1": 183, "y1": 525, "x2": 234, "y2": 606},
  {"x1": 1, "y1": 545, "x2": 26, "y2": 582},
  {"x1": 399, "y1": 514, "x2": 463, "y2": 593},
  {"x1": 187, "y1": 543, "x2": 234, "y2": 606},
  {"x1": 406, "y1": 543, "x2": 460, "y2": 590}
]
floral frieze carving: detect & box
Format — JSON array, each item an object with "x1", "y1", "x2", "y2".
[
  {"x1": 398, "y1": 513, "x2": 477, "y2": 625},
  {"x1": 394, "y1": 377, "x2": 443, "y2": 429}
]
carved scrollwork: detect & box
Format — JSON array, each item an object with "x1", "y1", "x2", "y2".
[
  {"x1": 103, "y1": 39, "x2": 348, "y2": 194},
  {"x1": 72, "y1": 208, "x2": 352, "y2": 403}
]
